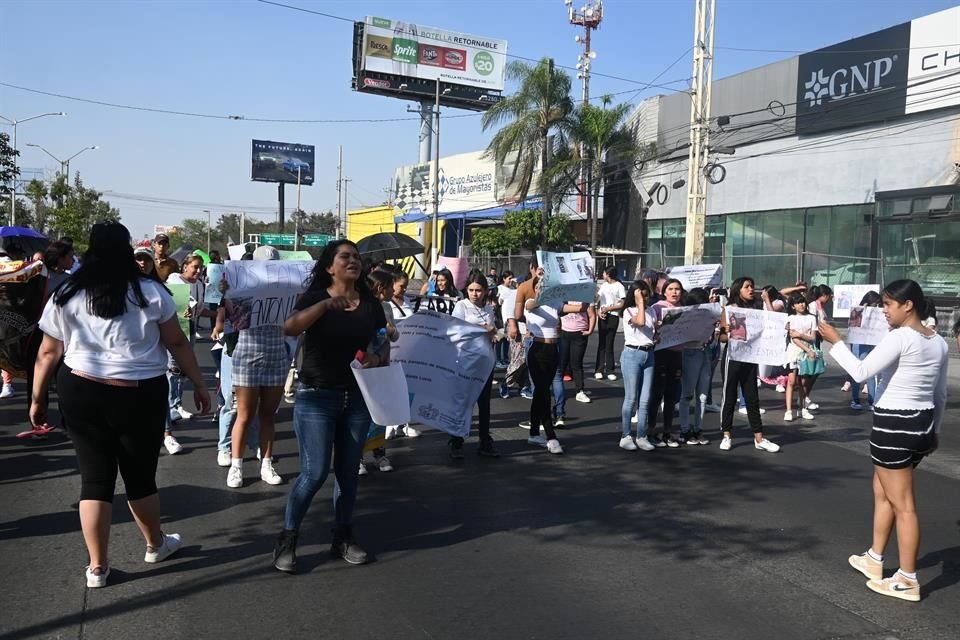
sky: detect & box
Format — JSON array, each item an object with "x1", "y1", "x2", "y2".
[{"x1": 2, "y1": 0, "x2": 958, "y2": 242}]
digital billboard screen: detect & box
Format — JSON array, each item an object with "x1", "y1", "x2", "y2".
[{"x1": 251, "y1": 140, "x2": 315, "y2": 185}]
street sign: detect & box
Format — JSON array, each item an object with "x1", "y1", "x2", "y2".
[
  {"x1": 260, "y1": 233, "x2": 296, "y2": 246},
  {"x1": 302, "y1": 234, "x2": 334, "y2": 247}
]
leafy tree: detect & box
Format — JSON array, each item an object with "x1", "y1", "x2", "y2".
[
  {"x1": 0, "y1": 131, "x2": 19, "y2": 224},
  {"x1": 470, "y1": 207, "x2": 574, "y2": 255},
  {"x1": 26, "y1": 179, "x2": 48, "y2": 232},
  {"x1": 169, "y1": 209, "x2": 338, "y2": 254},
  {"x1": 482, "y1": 59, "x2": 573, "y2": 228},
  {"x1": 46, "y1": 174, "x2": 120, "y2": 250},
  {"x1": 470, "y1": 227, "x2": 515, "y2": 257},
  {"x1": 543, "y1": 214, "x2": 574, "y2": 251}
]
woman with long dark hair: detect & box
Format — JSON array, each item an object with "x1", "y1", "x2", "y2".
[
  {"x1": 30, "y1": 222, "x2": 211, "y2": 588},
  {"x1": 619, "y1": 279, "x2": 656, "y2": 451},
  {"x1": 594, "y1": 266, "x2": 625, "y2": 381},
  {"x1": 273, "y1": 240, "x2": 387, "y2": 573},
  {"x1": 820, "y1": 280, "x2": 947, "y2": 602},
  {"x1": 717, "y1": 276, "x2": 780, "y2": 452},
  {"x1": 647, "y1": 278, "x2": 685, "y2": 447}
]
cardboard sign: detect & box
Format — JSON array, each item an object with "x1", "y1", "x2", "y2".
[
  {"x1": 222, "y1": 261, "x2": 312, "y2": 329},
  {"x1": 536, "y1": 250, "x2": 596, "y2": 309},
  {"x1": 833, "y1": 284, "x2": 880, "y2": 318},
  {"x1": 437, "y1": 256, "x2": 469, "y2": 289},
  {"x1": 847, "y1": 306, "x2": 889, "y2": 346},
  {"x1": 391, "y1": 311, "x2": 495, "y2": 438},
  {"x1": 725, "y1": 307, "x2": 789, "y2": 366},
  {"x1": 656, "y1": 303, "x2": 722, "y2": 350},
  {"x1": 666, "y1": 264, "x2": 723, "y2": 291}
]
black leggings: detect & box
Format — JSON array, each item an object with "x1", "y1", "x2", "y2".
[
  {"x1": 561, "y1": 330, "x2": 588, "y2": 392},
  {"x1": 58, "y1": 366, "x2": 168, "y2": 502},
  {"x1": 720, "y1": 353, "x2": 763, "y2": 434},
  {"x1": 594, "y1": 315, "x2": 619, "y2": 375},
  {"x1": 527, "y1": 341, "x2": 558, "y2": 440},
  {"x1": 648, "y1": 349, "x2": 682, "y2": 436}
]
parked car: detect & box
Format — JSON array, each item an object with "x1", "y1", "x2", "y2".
[
  {"x1": 282, "y1": 158, "x2": 311, "y2": 175},
  {"x1": 917, "y1": 257, "x2": 960, "y2": 296},
  {"x1": 810, "y1": 262, "x2": 872, "y2": 287}
]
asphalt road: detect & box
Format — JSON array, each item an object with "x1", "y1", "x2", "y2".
[{"x1": 1, "y1": 335, "x2": 958, "y2": 640}]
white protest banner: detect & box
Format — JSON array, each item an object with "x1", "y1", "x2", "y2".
[
  {"x1": 227, "y1": 244, "x2": 247, "y2": 261},
  {"x1": 204, "y1": 263, "x2": 226, "y2": 304},
  {"x1": 351, "y1": 361, "x2": 412, "y2": 426},
  {"x1": 656, "y1": 303, "x2": 722, "y2": 350},
  {"x1": 847, "y1": 306, "x2": 889, "y2": 346},
  {"x1": 222, "y1": 261, "x2": 312, "y2": 329},
  {"x1": 833, "y1": 284, "x2": 880, "y2": 318},
  {"x1": 536, "y1": 250, "x2": 596, "y2": 309},
  {"x1": 391, "y1": 310, "x2": 495, "y2": 437},
  {"x1": 726, "y1": 307, "x2": 789, "y2": 366},
  {"x1": 666, "y1": 264, "x2": 723, "y2": 291}
]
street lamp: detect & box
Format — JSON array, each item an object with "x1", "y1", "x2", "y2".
[
  {"x1": 25, "y1": 143, "x2": 99, "y2": 180},
  {"x1": 203, "y1": 209, "x2": 211, "y2": 254},
  {"x1": 0, "y1": 111, "x2": 66, "y2": 225}
]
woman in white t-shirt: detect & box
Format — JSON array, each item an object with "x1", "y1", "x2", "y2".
[
  {"x1": 30, "y1": 222, "x2": 211, "y2": 589},
  {"x1": 619, "y1": 280, "x2": 657, "y2": 451},
  {"x1": 594, "y1": 267, "x2": 626, "y2": 380},
  {"x1": 820, "y1": 280, "x2": 947, "y2": 603}
]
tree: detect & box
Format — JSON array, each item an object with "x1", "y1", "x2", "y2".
[
  {"x1": 470, "y1": 207, "x2": 574, "y2": 256},
  {"x1": 0, "y1": 131, "x2": 19, "y2": 224},
  {"x1": 482, "y1": 59, "x2": 573, "y2": 229},
  {"x1": 26, "y1": 179, "x2": 49, "y2": 233},
  {"x1": 47, "y1": 174, "x2": 120, "y2": 250}
]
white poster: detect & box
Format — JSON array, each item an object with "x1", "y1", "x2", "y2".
[
  {"x1": 833, "y1": 284, "x2": 880, "y2": 318},
  {"x1": 656, "y1": 303, "x2": 722, "y2": 350},
  {"x1": 726, "y1": 307, "x2": 789, "y2": 366},
  {"x1": 536, "y1": 250, "x2": 596, "y2": 310},
  {"x1": 906, "y1": 7, "x2": 960, "y2": 115},
  {"x1": 227, "y1": 244, "x2": 247, "y2": 261},
  {"x1": 204, "y1": 264, "x2": 226, "y2": 304},
  {"x1": 666, "y1": 264, "x2": 723, "y2": 291},
  {"x1": 847, "y1": 306, "x2": 889, "y2": 346},
  {"x1": 222, "y1": 261, "x2": 312, "y2": 329},
  {"x1": 393, "y1": 150, "x2": 497, "y2": 216},
  {"x1": 391, "y1": 311, "x2": 495, "y2": 437}
]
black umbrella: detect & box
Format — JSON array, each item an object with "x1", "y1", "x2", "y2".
[{"x1": 356, "y1": 232, "x2": 424, "y2": 262}]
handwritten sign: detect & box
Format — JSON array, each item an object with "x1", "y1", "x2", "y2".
[
  {"x1": 656, "y1": 303, "x2": 722, "y2": 350},
  {"x1": 666, "y1": 264, "x2": 723, "y2": 291},
  {"x1": 222, "y1": 261, "x2": 312, "y2": 329},
  {"x1": 391, "y1": 311, "x2": 495, "y2": 438},
  {"x1": 726, "y1": 307, "x2": 789, "y2": 366},
  {"x1": 847, "y1": 306, "x2": 888, "y2": 346},
  {"x1": 204, "y1": 263, "x2": 226, "y2": 304},
  {"x1": 833, "y1": 284, "x2": 880, "y2": 318},
  {"x1": 536, "y1": 250, "x2": 596, "y2": 309}
]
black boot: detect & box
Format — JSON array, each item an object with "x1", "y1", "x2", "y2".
[
  {"x1": 273, "y1": 529, "x2": 298, "y2": 573},
  {"x1": 330, "y1": 525, "x2": 371, "y2": 565}
]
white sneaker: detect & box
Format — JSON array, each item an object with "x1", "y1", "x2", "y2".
[
  {"x1": 518, "y1": 421, "x2": 532, "y2": 430},
  {"x1": 804, "y1": 398, "x2": 819, "y2": 411},
  {"x1": 754, "y1": 438, "x2": 781, "y2": 453},
  {"x1": 619, "y1": 436, "x2": 638, "y2": 451},
  {"x1": 85, "y1": 566, "x2": 109, "y2": 588},
  {"x1": 401, "y1": 425, "x2": 420, "y2": 438},
  {"x1": 0, "y1": 383, "x2": 14, "y2": 399},
  {"x1": 217, "y1": 449, "x2": 231, "y2": 467},
  {"x1": 740, "y1": 406, "x2": 767, "y2": 415},
  {"x1": 719, "y1": 436, "x2": 732, "y2": 451},
  {"x1": 546, "y1": 439, "x2": 564, "y2": 454},
  {"x1": 594, "y1": 372, "x2": 604, "y2": 380},
  {"x1": 527, "y1": 435, "x2": 547, "y2": 447},
  {"x1": 385, "y1": 425, "x2": 397, "y2": 440},
  {"x1": 636, "y1": 436, "x2": 656, "y2": 451},
  {"x1": 759, "y1": 407, "x2": 766, "y2": 414},
  {"x1": 783, "y1": 410, "x2": 794, "y2": 422},
  {"x1": 801, "y1": 408, "x2": 816, "y2": 420},
  {"x1": 163, "y1": 434, "x2": 183, "y2": 455},
  {"x1": 775, "y1": 384, "x2": 786, "y2": 393},
  {"x1": 575, "y1": 391, "x2": 591, "y2": 403},
  {"x1": 378, "y1": 456, "x2": 394, "y2": 472},
  {"x1": 261, "y1": 459, "x2": 283, "y2": 485},
  {"x1": 631, "y1": 413, "x2": 638, "y2": 424},
  {"x1": 554, "y1": 416, "x2": 565, "y2": 427},
  {"x1": 607, "y1": 374, "x2": 618, "y2": 381},
  {"x1": 175, "y1": 406, "x2": 193, "y2": 421},
  {"x1": 227, "y1": 464, "x2": 243, "y2": 488},
  {"x1": 358, "y1": 462, "x2": 369, "y2": 476},
  {"x1": 757, "y1": 378, "x2": 762, "y2": 387},
  {"x1": 144, "y1": 533, "x2": 182, "y2": 563}
]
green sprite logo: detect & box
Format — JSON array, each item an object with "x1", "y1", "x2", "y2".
[
  {"x1": 393, "y1": 37, "x2": 418, "y2": 64},
  {"x1": 473, "y1": 51, "x2": 495, "y2": 76},
  {"x1": 372, "y1": 17, "x2": 391, "y2": 29}
]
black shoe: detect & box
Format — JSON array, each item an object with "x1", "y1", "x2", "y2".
[
  {"x1": 330, "y1": 526, "x2": 371, "y2": 565},
  {"x1": 273, "y1": 529, "x2": 298, "y2": 573},
  {"x1": 477, "y1": 440, "x2": 501, "y2": 458},
  {"x1": 448, "y1": 440, "x2": 465, "y2": 460}
]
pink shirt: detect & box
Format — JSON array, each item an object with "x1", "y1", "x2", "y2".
[{"x1": 561, "y1": 305, "x2": 589, "y2": 332}]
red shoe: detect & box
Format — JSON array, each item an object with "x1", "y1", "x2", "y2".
[
  {"x1": 17, "y1": 425, "x2": 55, "y2": 439},
  {"x1": 562, "y1": 374, "x2": 573, "y2": 382}
]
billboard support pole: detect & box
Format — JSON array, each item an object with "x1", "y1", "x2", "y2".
[
  {"x1": 295, "y1": 167, "x2": 302, "y2": 250},
  {"x1": 277, "y1": 182, "x2": 285, "y2": 234},
  {"x1": 336, "y1": 145, "x2": 343, "y2": 239},
  {"x1": 431, "y1": 79, "x2": 441, "y2": 267},
  {"x1": 417, "y1": 99, "x2": 434, "y2": 277}
]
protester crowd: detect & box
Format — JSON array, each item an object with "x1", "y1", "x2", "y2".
[{"x1": 0, "y1": 224, "x2": 950, "y2": 603}]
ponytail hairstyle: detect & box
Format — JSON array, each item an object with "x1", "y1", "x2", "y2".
[
  {"x1": 806, "y1": 284, "x2": 834, "y2": 304},
  {"x1": 859, "y1": 291, "x2": 882, "y2": 307},
  {"x1": 624, "y1": 279, "x2": 652, "y2": 310},
  {"x1": 366, "y1": 270, "x2": 394, "y2": 299},
  {"x1": 881, "y1": 279, "x2": 927, "y2": 320}
]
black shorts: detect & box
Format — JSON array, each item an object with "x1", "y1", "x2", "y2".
[{"x1": 870, "y1": 407, "x2": 935, "y2": 469}]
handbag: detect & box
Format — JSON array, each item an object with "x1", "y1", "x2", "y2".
[{"x1": 797, "y1": 348, "x2": 826, "y2": 377}]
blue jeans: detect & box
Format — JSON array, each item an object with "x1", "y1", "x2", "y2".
[
  {"x1": 851, "y1": 344, "x2": 876, "y2": 405},
  {"x1": 552, "y1": 342, "x2": 566, "y2": 418},
  {"x1": 217, "y1": 350, "x2": 259, "y2": 452},
  {"x1": 166, "y1": 352, "x2": 182, "y2": 430},
  {"x1": 283, "y1": 386, "x2": 371, "y2": 531},
  {"x1": 621, "y1": 347, "x2": 654, "y2": 438},
  {"x1": 496, "y1": 338, "x2": 510, "y2": 365},
  {"x1": 679, "y1": 347, "x2": 711, "y2": 433}
]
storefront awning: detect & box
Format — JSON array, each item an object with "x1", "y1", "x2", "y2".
[{"x1": 394, "y1": 197, "x2": 543, "y2": 224}]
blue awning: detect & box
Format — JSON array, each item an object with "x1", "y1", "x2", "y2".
[{"x1": 394, "y1": 197, "x2": 542, "y2": 224}]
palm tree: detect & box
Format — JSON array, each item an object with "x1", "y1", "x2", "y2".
[
  {"x1": 482, "y1": 58, "x2": 573, "y2": 229},
  {"x1": 551, "y1": 97, "x2": 642, "y2": 254}
]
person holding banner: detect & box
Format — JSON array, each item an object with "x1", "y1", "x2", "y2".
[
  {"x1": 648, "y1": 278, "x2": 686, "y2": 448},
  {"x1": 619, "y1": 280, "x2": 657, "y2": 451},
  {"x1": 819, "y1": 280, "x2": 947, "y2": 602},
  {"x1": 594, "y1": 267, "x2": 626, "y2": 381},
  {"x1": 717, "y1": 277, "x2": 781, "y2": 453},
  {"x1": 848, "y1": 291, "x2": 881, "y2": 410},
  {"x1": 676, "y1": 288, "x2": 715, "y2": 446},
  {"x1": 274, "y1": 240, "x2": 386, "y2": 573},
  {"x1": 451, "y1": 272, "x2": 500, "y2": 459},
  {"x1": 30, "y1": 222, "x2": 211, "y2": 588}
]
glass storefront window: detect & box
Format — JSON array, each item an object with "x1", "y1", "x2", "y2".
[{"x1": 880, "y1": 221, "x2": 960, "y2": 296}]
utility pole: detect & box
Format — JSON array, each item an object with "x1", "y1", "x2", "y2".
[
  {"x1": 342, "y1": 177, "x2": 352, "y2": 240},
  {"x1": 430, "y1": 79, "x2": 452, "y2": 264},
  {"x1": 566, "y1": 0, "x2": 603, "y2": 221},
  {"x1": 203, "y1": 209, "x2": 211, "y2": 253},
  {"x1": 335, "y1": 145, "x2": 343, "y2": 239},
  {"x1": 294, "y1": 167, "x2": 302, "y2": 250},
  {"x1": 683, "y1": 0, "x2": 717, "y2": 265}
]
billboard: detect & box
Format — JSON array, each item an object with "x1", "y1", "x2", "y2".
[
  {"x1": 251, "y1": 140, "x2": 315, "y2": 185},
  {"x1": 795, "y1": 23, "x2": 910, "y2": 135},
  {"x1": 352, "y1": 18, "x2": 506, "y2": 111},
  {"x1": 394, "y1": 151, "x2": 498, "y2": 216},
  {"x1": 906, "y1": 6, "x2": 960, "y2": 115}
]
